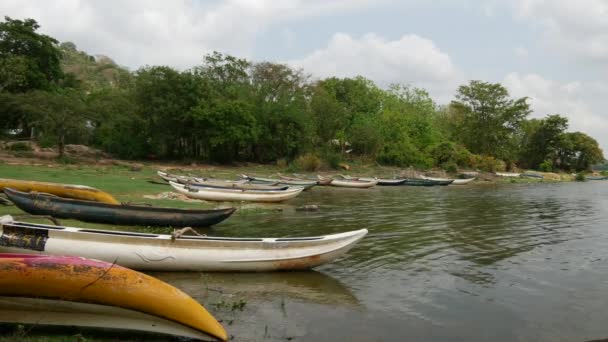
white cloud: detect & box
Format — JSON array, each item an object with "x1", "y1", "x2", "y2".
[
  {"x1": 513, "y1": 0, "x2": 608, "y2": 64},
  {"x1": 0, "y1": 0, "x2": 381, "y2": 69},
  {"x1": 289, "y1": 32, "x2": 462, "y2": 103},
  {"x1": 504, "y1": 72, "x2": 608, "y2": 154}
]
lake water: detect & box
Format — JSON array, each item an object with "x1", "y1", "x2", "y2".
[{"x1": 148, "y1": 181, "x2": 608, "y2": 342}]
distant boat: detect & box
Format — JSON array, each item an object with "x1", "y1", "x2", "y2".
[
  {"x1": 403, "y1": 178, "x2": 453, "y2": 186},
  {"x1": 585, "y1": 175, "x2": 608, "y2": 180},
  {"x1": 4, "y1": 188, "x2": 235, "y2": 228},
  {"x1": 521, "y1": 172, "x2": 544, "y2": 179},
  {"x1": 0, "y1": 253, "x2": 227, "y2": 341},
  {"x1": 318, "y1": 176, "x2": 377, "y2": 188},
  {"x1": 420, "y1": 175, "x2": 475, "y2": 185},
  {"x1": 339, "y1": 175, "x2": 404, "y2": 186},
  {"x1": 170, "y1": 181, "x2": 304, "y2": 202},
  {"x1": 242, "y1": 174, "x2": 318, "y2": 189},
  {"x1": 0, "y1": 218, "x2": 368, "y2": 272},
  {"x1": 495, "y1": 172, "x2": 521, "y2": 177}
]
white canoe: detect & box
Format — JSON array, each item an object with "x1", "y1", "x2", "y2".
[
  {"x1": 420, "y1": 175, "x2": 475, "y2": 185},
  {"x1": 0, "y1": 218, "x2": 368, "y2": 272},
  {"x1": 242, "y1": 174, "x2": 318, "y2": 187},
  {"x1": 0, "y1": 297, "x2": 217, "y2": 341},
  {"x1": 170, "y1": 181, "x2": 304, "y2": 202},
  {"x1": 495, "y1": 172, "x2": 521, "y2": 177},
  {"x1": 326, "y1": 177, "x2": 377, "y2": 188},
  {"x1": 158, "y1": 171, "x2": 246, "y2": 185}
]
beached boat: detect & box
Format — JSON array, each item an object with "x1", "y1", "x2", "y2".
[
  {"x1": 585, "y1": 175, "x2": 608, "y2": 180},
  {"x1": 157, "y1": 171, "x2": 245, "y2": 185},
  {"x1": 0, "y1": 217, "x2": 368, "y2": 272},
  {"x1": 288, "y1": 174, "x2": 333, "y2": 185},
  {"x1": 339, "y1": 175, "x2": 405, "y2": 186},
  {"x1": 521, "y1": 172, "x2": 544, "y2": 179},
  {"x1": 242, "y1": 174, "x2": 318, "y2": 188},
  {"x1": 4, "y1": 188, "x2": 235, "y2": 228},
  {"x1": 170, "y1": 181, "x2": 304, "y2": 202},
  {"x1": 0, "y1": 253, "x2": 226, "y2": 341},
  {"x1": 180, "y1": 179, "x2": 289, "y2": 191},
  {"x1": 317, "y1": 176, "x2": 377, "y2": 188},
  {"x1": 420, "y1": 175, "x2": 475, "y2": 185},
  {"x1": 0, "y1": 178, "x2": 119, "y2": 204},
  {"x1": 495, "y1": 172, "x2": 521, "y2": 177},
  {"x1": 402, "y1": 178, "x2": 453, "y2": 186}
]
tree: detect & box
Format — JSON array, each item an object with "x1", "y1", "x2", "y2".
[
  {"x1": 556, "y1": 132, "x2": 604, "y2": 171},
  {"x1": 249, "y1": 61, "x2": 312, "y2": 161},
  {"x1": 519, "y1": 115, "x2": 569, "y2": 169},
  {"x1": 0, "y1": 17, "x2": 63, "y2": 92},
  {"x1": 450, "y1": 81, "x2": 530, "y2": 162},
  {"x1": 18, "y1": 89, "x2": 87, "y2": 157}
]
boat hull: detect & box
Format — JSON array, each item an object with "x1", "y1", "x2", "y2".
[
  {"x1": 4, "y1": 188, "x2": 235, "y2": 228},
  {"x1": 0, "y1": 178, "x2": 119, "y2": 204},
  {"x1": 402, "y1": 178, "x2": 453, "y2": 186},
  {"x1": 328, "y1": 179, "x2": 377, "y2": 188},
  {"x1": 0, "y1": 254, "x2": 226, "y2": 340},
  {"x1": 170, "y1": 181, "x2": 304, "y2": 202},
  {"x1": 0, "y1": 220, "x2": 368, "y2": 272}
]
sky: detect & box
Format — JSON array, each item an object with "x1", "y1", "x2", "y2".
[{"x1": 2, "y1": 0, "x2": 607, "y2": 153}]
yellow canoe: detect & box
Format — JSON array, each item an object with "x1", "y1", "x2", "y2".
[
  {"x1": 0, "y1": 254, "x2": 227, "y2": 341},
  {"x1": 0, "y1": 178, "x2": 120, "y2": 204}
]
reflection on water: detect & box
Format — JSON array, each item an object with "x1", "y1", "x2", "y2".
[
  {"x1": 206, "y1": 181, "x2": 608, "y2": 341},
  {"x1": 150, "y1": 271, "x2": 360, "y2": 307}
]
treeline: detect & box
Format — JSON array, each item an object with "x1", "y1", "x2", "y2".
[{"x1": 0, "y1": 17, "x2": 604, "y2": 171}]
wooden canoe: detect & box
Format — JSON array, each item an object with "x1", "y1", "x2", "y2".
[
  {"x1": 320, "y1": 176, "x2": 377, "y2": 188},
  {"x1": 289, "y1": 174, "x2": 333, "y2": 185},
  {"x1": 170, "y1": 181, "x2": 304, "y2": 202},
  {"x1": 586, "y1": 175, "x2": 608, "y2": 180},
  {"x1": 420, "y1": 175, "x2": 475, "y2": 185},
  {"x1": 158, "y1": 171, "x2": 245, "y2": 185},
  {"x1": 179, "y1": 179, "x2": 289, "y2": 191},
  {"x1": 242, "y1": 174, "x2": 318, "y2": 188},
  {"x1": 495, "y1": 172, "x2": 521, "y2": 177},
  {"x1": 402, "y1": 178, "x2": 453, "y2": 186},
  {"x1": 0, "y1": 178, "x2": 119, "y2": 204},
  {"x1": 340, "y1": 175, "x2": 405, "y2": 186},
  {"x1": 0, "y1": 218, "x2": 368, "y2": 272},
  {"x1": 4, "y1": 188, "x2": 235, "y2": 228},
  {"x1": 0, "y1": 253, "x2": 226, "y2": 341}
]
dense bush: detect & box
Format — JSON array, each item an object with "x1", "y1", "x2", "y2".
[{"x1": 295, "y1": 153, "x2": 321, "y2": 171}]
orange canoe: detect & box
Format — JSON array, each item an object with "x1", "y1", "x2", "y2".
[{"x1": 0, "y1": 254, "x2": 227, "y2": 341}]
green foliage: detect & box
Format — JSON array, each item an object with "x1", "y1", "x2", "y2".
[
  {"x1": 6, "y1": 142, "x2": 32, "y2": 151},
  {"x1": 442, "y1": 161, "x2": 458, "y2": 173},
  {"x1": 322, "y1": 150, "x2": 342, "y2": 169},
  {"x1": 0, "y1": 17, "x2": 63, "y2": 92},
  {"x1": 520, "y1": 115, "x2": 568, "y2": 169},
  {"x1": 478, "y1": 155, "x2": 502, "y2": 172},
  {"x1": 450, "y1": 80, "x2": 530, "y2": 161},
  {"x1": 294, "y1": 153, "x2": 321, "y2": 172},
  {"x1": 575, "y1": 172, "x2": 586, "y2": 182},
  {"x1": 539, "y1": 160, "x2": 553, "y2": 172},
  {"x1": 556, "y1": 132, "x2": 604, "y2": 171}
]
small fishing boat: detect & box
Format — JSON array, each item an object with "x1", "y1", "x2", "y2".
[
  {"x1": 0, "y1": 178, "x2": 119, "y2": 204},
  {"x1": 0, "y1": 217, "x2": 368, "y2": 272},
  {"x1": 521, "y1": 172, "x2": 544, "y2": 179},
  {"x1": 324, "y1": 176, "x2": 377, "y2": 188},
  {"x1": 157, "y1": 171, "x2": 246, "y2": 185},
  {"x1": 180, "y1": 179, "x2": 289, "y2": 191},
  {"x1": 242, "y1": 174, "x2": 318, "y2": 189},
  {"x1": 170, "y1": 181, "x2": 304, "y2": 202},
  {"x1": 4, "y1": 188, "x2": 235, "y2": 228},
  {"x1": 339, "y1": 175, "x2": 405, "y2": 186},
  {"x1": 585, "y1": 175, "x2": 608, "y2": 180},
  {"x1": 402, "y1": 178, "x2": 453, "y2": 186},
  {"x1": 0, "y1": 253, "x2": 226, "y2": 341},
  {"x1": 289, "y1": 174, "x2": 333, "y2": 185},
  {"x1": 420, "y1": 175, "x2": 475, "y2": 185},
  {"x1": 495, "y1": 172, "x2": 521, "y2": 177}
]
